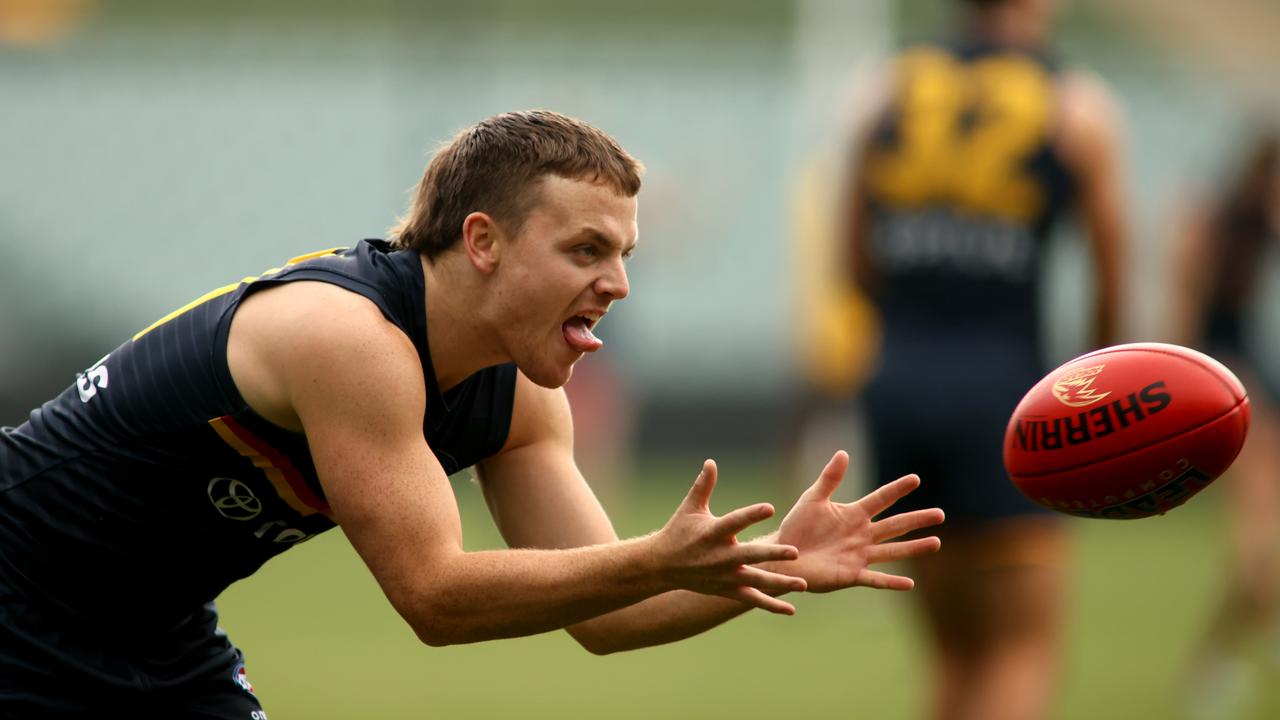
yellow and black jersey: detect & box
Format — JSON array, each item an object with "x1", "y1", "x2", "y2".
[
  {"x1": 0, "y1": 240, "x2": 516, "y2": 635},
  {"x1": 860, "y1": 37, "x2": 1075, "y2": 339},
  {"x1": 858, "y1": 38, "x2": 1079, "y2": 523}
]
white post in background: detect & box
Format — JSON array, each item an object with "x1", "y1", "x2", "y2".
[{"x1": 783, "y1": 0, "x2": 893, "y2": 492}]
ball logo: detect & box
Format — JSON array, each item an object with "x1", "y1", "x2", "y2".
[
  {"x1": 207, "y1": 477, "x2": 263, "y2": 521},
  {"x1": 1052, "y1": 364, "x2": 1111, "y2": 407}
]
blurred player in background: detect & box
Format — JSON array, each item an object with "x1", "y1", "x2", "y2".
[
  {"x1": 1171, "y1": 132, "x2": 1280, "y2": 720},
  {"x1": 844, "y1": 0, "x2": 1127, "y2": 718},
  {"x1": 0, "y1": 110, "x2": 946, "y2": 717}
]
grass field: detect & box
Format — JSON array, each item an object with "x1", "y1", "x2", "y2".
[{"x1": 217, "y1": 457, "x2": 1280, "y2": 719}]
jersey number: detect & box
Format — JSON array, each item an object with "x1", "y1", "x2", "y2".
[
  {"x1": 866, "y1": 49, "x2": 1052, "y2": 223},
  {"x1": 76, "y1": 355, "x2": 110, "y2": 403}
]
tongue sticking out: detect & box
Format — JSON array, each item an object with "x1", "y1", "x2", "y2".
[{"x1": 563, "y1": 317, "x2": 603, "y2": 353}]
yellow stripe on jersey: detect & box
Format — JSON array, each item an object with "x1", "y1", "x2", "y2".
[
  {"x1": 132, "y1": 279, "x2": 252, "y2": 341},
  {"x1": 286, "y1": 247, "x2": 346, "y2": 265},
  {"x1": 208, "y1": 416, "x2": 323, "y2": 517},
  {"x1": 131, "y1": 247, "x2": 347, "y2": 341}
]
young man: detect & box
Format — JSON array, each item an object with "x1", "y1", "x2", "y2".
[
  {"x1": 0, "y1": 110, "x2": 944, "y2": 717},
  {"x1": 845, "y1": 1, "x2": 1127, "y2": 718}
]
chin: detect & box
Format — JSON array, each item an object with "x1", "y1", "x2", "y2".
[{"x1": 523, "y1": 360, "x2": 576, "y2": 389}]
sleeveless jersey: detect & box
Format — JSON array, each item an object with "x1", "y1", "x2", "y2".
[
  {"x1": 0, "y1": 239, "x2": 517, "y2": 634},
  {"x1": 859, "y1": 39, "x2": 1079, "y2": 521},
  {"x1": 860, "y1": 38, "x2": 1075, "y2": 351}
]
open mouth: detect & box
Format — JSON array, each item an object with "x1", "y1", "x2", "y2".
[{"x1": 562, "y1": 313, "x2": 604, "y2": 353}]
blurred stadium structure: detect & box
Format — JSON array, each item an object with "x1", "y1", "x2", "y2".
[{"x1": 1, "y1": 0, "x2": 1278, "y2": 451}]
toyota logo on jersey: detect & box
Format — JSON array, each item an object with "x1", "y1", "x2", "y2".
[{"x1": 207, "y1": 477, "x2": 263, "y2": 520}]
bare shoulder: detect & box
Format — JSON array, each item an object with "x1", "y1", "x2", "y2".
[
  {"x1": 228, "y1": 281, "x2": 422, "y2": 432},
  {"x1": 497, "y1": 370, "x2": 574, "y2": 455},
  {"x1": 1056, "y1": 69, "x2": 1126, "y2": 169},
  {"x1": 1059, "y1": 70, "x2": 1122, "y2": 120}
]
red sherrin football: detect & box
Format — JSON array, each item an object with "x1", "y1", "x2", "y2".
[{"x1": 1004, "y1": 343, "x2": 1250, "y2": 519}]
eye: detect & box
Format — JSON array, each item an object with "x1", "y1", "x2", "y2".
[
  {"x1": 573, "y1": 245, "x2": 600, "y2": 259},
  {"x1": 622, "y1": 248, "x2": 636, "y2": 262}
]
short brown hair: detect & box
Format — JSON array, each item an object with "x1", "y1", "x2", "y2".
[{"x1": 390, "y1": 110, "x2": 644, "y2": 259}]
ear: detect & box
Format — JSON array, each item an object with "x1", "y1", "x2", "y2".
[{"x1": 461, "y1": 211, "x2": 502, "y2": 274}]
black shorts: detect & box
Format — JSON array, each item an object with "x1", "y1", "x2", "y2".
[
  {"x1": 0, "y1": 593, "x2": 266, "y2": 720},
  {"x1": 863, "y1": 343, "x2": 1054, "y2": 526}
]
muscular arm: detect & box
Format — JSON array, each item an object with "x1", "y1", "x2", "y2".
[
  {"x1": 229, "y1": 282, "x2": 801, "y2": 647},
  {"x1": 843, "y1": 81, "x2": 891, "y2": 301},
  {"x1": 1058, "y1": 71, "x2": 1129, "y2": 348},
  {"x1": 479, "y1": 374, "x2": 944, "y2": 655},
  {"x1": 846, "y1": 152, "x2": 879, "y2": 300},
  {"x1": 477, "y1": 375, "x2": 770, "y2": 654}
]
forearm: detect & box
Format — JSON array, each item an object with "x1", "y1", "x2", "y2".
[
  {"x1": 1086, "y1": 208, "x2": 1124, "y2": 349},
  {"x1": 399, "y1": 535, "x2": 671, "y2": 647},
  {"x1": 567, "y1": 531, "x2": 787, "y2": 654},
  {"x1": 567, "y1": 589, "x2": 757, "y2": 655},
  {"x1": 1087, "y1": 193, "x2": 1124, "y2": 349}
]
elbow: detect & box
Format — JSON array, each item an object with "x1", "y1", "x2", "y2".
[
  {"x1": 407, "y1": 606, "x2": 464, "y2": 647},
  {"x1": 567, "y1": 622, "x2": 625, "y2": 656},
  {"x1": 576, "y1": 636, "x2": 618, "y2": 657},
  {"x1": 409, "y1": 611, "x2": 496, "y2": 648},
  {"x1": 412, "y1": 622, "x2": 458, "y2": 648},
  {"x1": 398, "y1": 592, "x2": 472, "y2": 648}
]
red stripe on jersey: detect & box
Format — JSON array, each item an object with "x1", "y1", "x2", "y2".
[{"x1": 208, "y1": 416, "x2": 332, "y2": 518}]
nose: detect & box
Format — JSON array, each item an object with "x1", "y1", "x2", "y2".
[{"x1": 595, "y1": 257, "x2": 629, "y2": 301}]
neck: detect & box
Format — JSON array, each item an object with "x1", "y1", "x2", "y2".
[
  {"x1": 420, "y1": 253, "x2": 507, "y2": 392},
  {"x1": 967, "y1": 3, "x2": 1048, "y2": 48}
]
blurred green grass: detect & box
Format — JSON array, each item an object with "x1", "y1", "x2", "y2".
[{"x1": 217, "y1": 458, "x2": 1280, "y2": 719}]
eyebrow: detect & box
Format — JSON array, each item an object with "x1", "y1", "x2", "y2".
[{"x1": 574, "y1": 228, "x2": 637, "y2": 255}]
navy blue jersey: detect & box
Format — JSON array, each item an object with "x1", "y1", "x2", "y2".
[
  {"x1": 0, "y1": 239, "x2": 516, "y2": 634},
  {"x1": 861, "y1": 38, "x2": 1075, "y2": 353}
]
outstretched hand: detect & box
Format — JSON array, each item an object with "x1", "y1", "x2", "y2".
[
  {"x1": 774, "y1": 451, "x2": 943, "y2": 592},
  {"x1": 654, "y1": 460, "x2": 808, "y2": 615}
]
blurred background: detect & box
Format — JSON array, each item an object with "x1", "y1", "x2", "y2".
[{"x1": 2, "y1": 0, "x2": 1278, "y2": 717}]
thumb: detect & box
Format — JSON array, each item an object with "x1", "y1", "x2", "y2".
[{"x1": 680, "y1": 459, "x2": 718, "y2": 512}]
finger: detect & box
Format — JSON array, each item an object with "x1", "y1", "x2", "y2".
[
  {"x1": 712, "y1": 502, "x2": 775, "y2": 538},
  {"x1": 855, "y1": 473, "x2": 921, "y2": 518},
  {"x1": 800, "y1": 450, "x2": 849, "y2": 503},
  {"x1": 734, "y1": 565, "x2": 808, "y2": 594},
  {"x1": 866, "y1": 536, "x2": 942, "y2": 565},
  {"x1": 680, "y1": 459, "x2": 718, "y2": 512},
  {"x1": 854, "y1": 569, "x2": 916, "y2": 591},
  {"x1": 732, "y1": 541, "x2": 800, "y2": 566},
  {"x1": 727, "y1": 586, "x2": 797, "y2": 615},
  {"x1": 871, "y1": 508, "x2": 946, "y2": 543}
]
